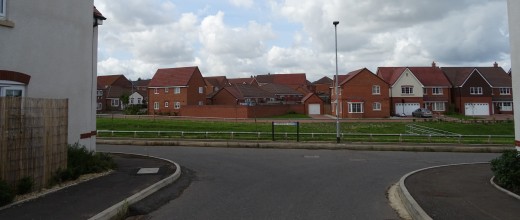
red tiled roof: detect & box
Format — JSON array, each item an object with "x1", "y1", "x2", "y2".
[
  {"x1": 228, "y1": 77, "x2": 256, "y2": 85},
  {"x1": 204, "y1": 76, "x2": 229, "y2": 87},
  {"x1": 223, "y1": 84, "x2": 275, "y2": 99},
  {"x1": 132, "y1": 79, "x2": 151, "y2": 87},
  {"x1": 260, "y1": 83, "x2": 302, "y2": 95},
  {"x1": 377, "y1": 67, "x2": 407, "y2": 85},
  {"x1": 476, "y1": 67, "x2": 511, "y2": 87},
  {"x1": 256, "y1": 73, "x2": 307, "y2": 85},
  {"x1": 441, "y1": 67, "x2": 475, "y2": 86},
  {"x1": 149, "y1": 66, "x2": 200, "y2": 87},
  {"x1": 408, "y1": 67, "x2": 451, "y2": 87},
  {"x1": 98, "y1": 75, "x2": 126, "y2": 87},
  {"x1": 313, "y1": 76, "x2": 333, "y2": 85}
]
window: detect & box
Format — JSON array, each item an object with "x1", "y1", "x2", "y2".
[
  {"x1": 0, "y1": 0, "x2": 5, "y2": 18},
  {"x1": 432, "y1": 102, "x2": 445, "y2": 111},
  {"x1": 0, "y1": 83, "x2": 25, "y2": 97},
  {"x1": 165, "y1": 88, "x2": 169, "y2": 93},
  {"x1": 372, "y1": 102, "x2": 381, "y2": 111},
  {"x1": 154, "y1": 102, "x2": 159, "y2": 110},
  {"x1": 174, "y1": 87, "x2": 181, "y2": 94},
  {"x1": 130, "y1": 98, "x2": 135, "y2": 104},
  {"x1": 137, "y1": 98, "x2": 142, "y2": 104},
  {"x1": 97, "y1": 102, "x2": 102, "y2": 110},
  {"x1": 423, "y1": 88, "x2": 427, "y2": 95},
  {"x1": 199, "y1": 87, "x2": 204, "y2": 94},
  {"x1": 164, "y1": 101, "x2": 169, "y2": 108},
  {"x1": 500, "y1": 88, "x2": 511, "y2": 95},
  {"x1": 401, "y1": 86, "x2": 414, "y2": 95},
  {"x1": 154, "y1": 88, "x2": 159, "y2": 94},
  {"x1": 97, "y1": 90, "x2": 103, "y2": 96},
  {"x1": 174, "y1": 102, "x2": 181, "y2": 109},
  {"x1": 432, "y1": 88, "x2": 443, "y2": 95},
  {"x1": 372, "y1": 85, "x2": 380, "y2": 95},
  {"x1": 499, "y1": 102, "x2": 513, "y2": 111},
  {"x1": 110, "y1": 99, "x2": 119, "y2": 107},
  {"x1": 348, "y1": 102, "x2": 363, "y2": 113},
  {"x1": 470, "y1": 87, "x2": 483, "y2": 95},
  {"x1": 198, "y1": 101, "x2": 204, "y2": 106}
]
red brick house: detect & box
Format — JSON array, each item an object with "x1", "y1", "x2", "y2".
[
  {"x1": 210, "y1": 84, "x2": 275, "y2": 105},
  {"x1": 377, "y1": 63, "x2": 451, "y2": 116},
  {"x1": 442, "y1": 63, "x2": 512, "y2": 115},
  {"x1": 302, "y1": 93, "x2": 324, "y2": 115},
  {"x1": 256, "y1": 73, "x2": 312, "y2": 93},
  {"x1": 97, "y1": 75, "x2": 132, "y2": 112},
  {"x1": 332, "y1": 68, "x2": 390, "y2": 118},
  {"x1": 260, "y1": 83, "x2": 304, "y2": 104},
  {"x1": 204, "y1": 76, "x2": 229, "y2": 95},
  {"x1": 148, "y1": 66, "x2": 206, "y2": 115},
  {"x1": 312, "y1": 76, "x2": 332, "y2": 103}
]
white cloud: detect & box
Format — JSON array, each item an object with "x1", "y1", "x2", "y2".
[{"x1": 229, "y1": 0, "x2": 254, "y2": 8}]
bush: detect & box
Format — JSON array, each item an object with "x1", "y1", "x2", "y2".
[
  {"x1": 17, "y1": 176, "x2": 34, "y2": 195},
  {"x1": 491, "y1": 149, "x2": 520, "y2": 194},
  {"x1": 0, "y1": 179, "x2": 14, "y2": 206}
]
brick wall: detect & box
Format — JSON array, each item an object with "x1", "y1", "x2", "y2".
[{"x1": 178, "y1": 104, "x2": 304, "y2": 118}]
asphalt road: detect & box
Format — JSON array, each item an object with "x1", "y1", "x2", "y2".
[{"x1": 98, "y1": 144, "x2": 499, "y2": 220}]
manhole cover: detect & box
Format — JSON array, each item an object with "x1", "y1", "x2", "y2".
[{"x1": 137, "y1": 168, "x2": 160, "y2": 174}]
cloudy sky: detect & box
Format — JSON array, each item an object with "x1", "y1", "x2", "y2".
[{"x1": 95, "y1": 0, "x2": 510, "y2": 82}]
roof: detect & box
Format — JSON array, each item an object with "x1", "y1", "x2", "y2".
[
  {"x1": 301, "y1": 93, "x2": 323, "y2": 102},
  {"x1": 228, "y1": 77, "x2": 256, "y2": 85},
  {"x1": 377, "y1": 66, "x2": 451, "y2": 87},
  {"x1": 313, "y1": 76, "x2": 333, "y2": 85},
  {"x1": 223, "y1": 84, "x2": 275, "y2": 99},
  {"x1": 149, "y1": 66, "x2": 201, "y2": 87},
  {"x1": 256, "y1": 73, "x2": 308, "y2": 86},
  {"x1": 93, "y1": 6, "x2": 107, "y2": 20},
  {"x1": 442, "y1": 66, "x2": 510, "y2": 87},
  {"x1": 204, "y1": 76, "x2": 229, "y2": 87},
  {"x1": 132, "y1": 79, "x2": 151, "y2": 87},
  {"x1": 97, "y1": 75, "x2": 128, "y2": 87},
  {"x1": 260, "y1": 83, "x2": 303, "y2": 95}
]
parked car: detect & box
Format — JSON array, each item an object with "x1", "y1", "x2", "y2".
[{"x1": 412, "y1": 108, "x2": 433, "y2": 118}]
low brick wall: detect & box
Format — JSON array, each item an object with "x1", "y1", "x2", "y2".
[{"x1": 179, "y1": 105, "x2": 304, "y2": 118}]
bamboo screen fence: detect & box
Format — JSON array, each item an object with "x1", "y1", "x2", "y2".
[{"x1": 0, "y1": 97, "x2": 68, "y2": 190}]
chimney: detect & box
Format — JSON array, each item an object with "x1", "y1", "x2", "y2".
[
  {"x1": 493, "y1": 62, "x2": 499, "y2": 68},
  {"x1": 432, "y1": 61, "x2": 436, "y2": 68}
]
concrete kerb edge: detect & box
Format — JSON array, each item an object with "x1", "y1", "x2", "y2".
[
  {"x1": 88, "y1": 152, "x2": 182, "y2": 220},
  {"x1": 397, "y1": 162, "x2": 489, "y2": 220},
  {"x1": 490, "y1": 176, "x2": 520, "y2": 200}
]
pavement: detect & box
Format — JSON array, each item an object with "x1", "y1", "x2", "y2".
[
  {"x1": 0, "y1": 153, "x2": 178, "y2": 220},
  {"x1": 0, "y1": 145, "x2": 519, "y2": 220}
]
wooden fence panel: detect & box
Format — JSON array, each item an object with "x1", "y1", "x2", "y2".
[{"x1": 0, "y1": 97, "x2": 68, "y2": 190}]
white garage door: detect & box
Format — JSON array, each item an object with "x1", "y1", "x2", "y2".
[
  {"x1": 395, "y1": 103, "x2": 420, "y2": 116},
  {"x1": 308, "y1": 104, "x2": 321, "y2": 115},
  {"x1": 464, "y1": 103, "x2": 489, "y2": 116}
]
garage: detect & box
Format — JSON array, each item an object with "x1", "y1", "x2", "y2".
[
  {"x1": 308, "y1": 104, "x2": 321, "y2": 115},
  {"x1": 464, "y1": 103, "x2": 489, "y2": 116},
  {"x1": 395, "y1": 103, "x2": 420, "y2": 116}
]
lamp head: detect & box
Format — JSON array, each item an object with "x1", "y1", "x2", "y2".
[{"x1": 333, "y1": 21, "x2": 339, "y2": 25}]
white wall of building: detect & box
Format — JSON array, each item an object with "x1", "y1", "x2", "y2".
[
  {"x1": 390, "y1": 69, "x2": 424, "y2": 98},
  {"x1": 507, "y1": 0, "x2": 520, "y2": 151},
  {"x1": 0, "y1": 0, "x2": 97, "y2": 150}
]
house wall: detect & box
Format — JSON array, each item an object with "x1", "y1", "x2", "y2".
[
  {"x1": 390, "y1": 69, "x2": 424, "y2": 99},
  {"x1": 303, "y1": 95, "x2": 324, "y2": 115},
  {"x1": 423, "y1": 87, "x2": 451, "y2": 113},
  {"x1": 0, "y1": 0, "x2": 97, "y2": 150},
  {"x1": 148, "y1": 87, "x2": 188, "y2": 115},
  {"x1": 451, "y1": 73, "x2": 493, "y2": 114},
  {"x1": 186, "y1": 69, "x2": 206, "y2": 105},
  {"x1": 212, "y1": 89, "x2": 239, "y2": 105}
]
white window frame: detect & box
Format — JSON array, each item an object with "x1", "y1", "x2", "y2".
[
  {"x1": 97, "y1": 102, "x2": 102, "y2": 110},
  {"x1": 137, "y1": 98, "x2": 142, "y2": 104},
  {"x1": 174, "y1": 102, "x2": 181, "y2": 109},
  {"x1": 432, "y1": 88, "x2": 443, "y2": 95},
  {"x1": 499, "y1": 88, "x2": 511, "y2": 95},
  {"x1": 470, "y1": 87, "x2": 483, "y2": 95},
  {"x1": 174, "y1": 87, "x2": 181, "y2": 94},
  {"x1": 130, "y1": 98, "x2": 135, "y2": 104},
  {"x1": 198, "y1": 101, "x2": 204, "y2": 106},
  {"x1": 499, "y1": 102, "x2": 513, "y2": 111},
  {"x1": 401, "y1": 86, "x2": 414, "y2": 95},
  {"x1": 0, "y1": 82, "x2": 25, "y2": 97},
  {"x1": 199, "y1": 87, "x2": 204, "y2": 94},
  {"x1": 165, "y1": 88, "x2": 169, "y2": 93},
  {"x1": 372, "y1": 102, "x2": 381, "y2": 111},
  {"x1": 164, "y1": 101, "x2": 169, "y2": 108},
  {"x1": 372, "y1": 85, "x2": 380, "y2": 95},
  {"x1": 0, "y1": 0, "x2": 5, "y2": 18},
  {"x1": 423, "y1": 88, "x2": 427, "y2": 95},
  {"x1": 348, "y1": 102, "x2": 363, "y2": 113},
  {"x1": 111, "y1": 99, "x2": 119, "y2": 107},
  {"x1": 154, "y1": 88, "x2": 159, "y2": 94},
  {"x1": 153, "y1": 102, "x2": 159, "y2": 110},
  {"x1": 97, "y1": 90, "x2": 103, "y2": 96},
  {"x1": 432, "y1": 102, "x2": 445, "y2": 111}
]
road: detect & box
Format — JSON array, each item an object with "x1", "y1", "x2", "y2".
[{"x1": 98, "y1": 144, "x2": 498, "y2": 220}]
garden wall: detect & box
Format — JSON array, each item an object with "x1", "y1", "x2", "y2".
[{"x1": 179, "y1": 104, "x2": 305, "y2": 118}]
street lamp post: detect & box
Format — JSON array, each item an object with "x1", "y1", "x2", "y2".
[{"x1": 333, "y1": 21, "x2": 340, "y2": 143}]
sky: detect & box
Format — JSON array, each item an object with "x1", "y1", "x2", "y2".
[{"x1": 94, "y1": 0, "x2": 510, "y2": 82}]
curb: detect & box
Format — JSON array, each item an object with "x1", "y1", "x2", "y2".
[
  {"x1": 97, "y1": 138, "x2": 512, "y2": 153},
  {"x1": 88, "y1": 152, "x2": 182, "y2": 220},
  {"x1": 490, "y1": 177, "x2": 520, "y2": 200},
  {"x1": 396, "y1": 162, "x2": 489, "y2": 220}
]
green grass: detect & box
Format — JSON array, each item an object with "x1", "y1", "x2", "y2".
[
  {"x1": 265, "y1": 113, "x2": 310, "y2": 119},
  {"x1": 97, "y1": 117, "x2": 514, "y2": 144}
]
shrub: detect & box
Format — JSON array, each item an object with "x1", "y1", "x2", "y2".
[
  {"x1": 0, "y1": 179, "x2": 14, "y2": 206},
  {"x1": 491, "y1": 149, "x2": 520, "y2": 194},
  {"x1": 17, "y1": 176, "x2": 34, "y2": 195}
]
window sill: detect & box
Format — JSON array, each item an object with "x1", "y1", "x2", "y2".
[{"x1": 0, "y1": 19, "x2": 15, "y2": 28}]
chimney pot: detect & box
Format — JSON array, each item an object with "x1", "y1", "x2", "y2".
[
  {"x1": 493, "y1": 62, "x2": 499, "y2": 67},
  {"x1": 432, "y1": 61, "x2": 436, "y2": 68}
]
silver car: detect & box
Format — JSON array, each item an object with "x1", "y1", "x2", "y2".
[{"x1": 412, "y1": 108, "x2": 433, "y2": 118}]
